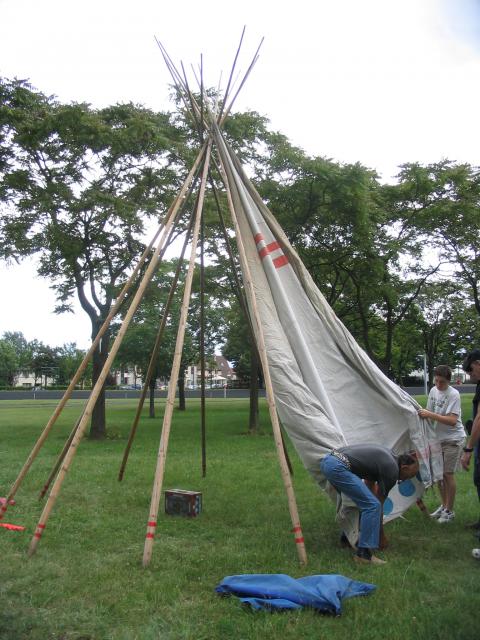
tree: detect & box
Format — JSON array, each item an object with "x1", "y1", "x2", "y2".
[
  {"x1": 0, "y1": 339, "x2": 19, "y2": 386},
  {"x1": 0, "y1": 77, "x2": 188, "y2": 437},
  {"x1": 393, "y1": 161, "x2": 480, "y2": 316},
  {"x1": 29, "y1": 341, "x2": 59, "y2": 387},
  {"x1": 0, "y1": 330, "x2": 32, "y2": 382},
  {"x1": 113, "y1": 260, "x2": 226, "y2": 416},
  {"x1": 56, "y1": 342, "x2": 90, "y2": 387}
]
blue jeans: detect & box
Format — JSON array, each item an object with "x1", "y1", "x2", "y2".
[{"x1": 320, "y1": 454, "x2": 381, "y2": 549}]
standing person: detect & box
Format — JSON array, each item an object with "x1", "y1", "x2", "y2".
[
  {"x1": 460, "y1": 350, "x2": 480, "y2": 531},
  {"x1": 320, "y1": 444, "x2": 419, "y2": 565},
  {"x1": 418, "y1": 365, "x2": 466, "y2": 523}
]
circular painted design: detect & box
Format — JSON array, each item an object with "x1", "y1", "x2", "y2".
[
  {"x1": 383, "y1": 497, "x2": 393, "y2": 515},
  {"x1": 398, "y1": 479, "x2": 416, "y2": 497}
]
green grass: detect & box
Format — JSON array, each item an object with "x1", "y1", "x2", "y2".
[{"x1": 0, "y1": 395, "x2": 479, "y2": 640}]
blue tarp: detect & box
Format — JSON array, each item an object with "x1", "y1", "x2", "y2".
[{"x1": 215, "y1": 573, "x2": 376, "y2": 615}]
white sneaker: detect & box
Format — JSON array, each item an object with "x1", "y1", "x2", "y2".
[
  {"x1": 472, "y1": 549, "x2": 480, "y2": 559},
  {"x1": 438, "y1": 510, "x2": 455, "y2": 523},
  {"x1": 430, "y1": 505, "x2": 445, "y2": 519}
]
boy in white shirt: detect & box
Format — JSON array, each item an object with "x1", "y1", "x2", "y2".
[{"x1": 418, "y1": 365, "x2": 466, "y2": 523}]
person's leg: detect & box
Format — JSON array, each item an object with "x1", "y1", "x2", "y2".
[
  {"x1": 438, "y1": 442, "x2": 461, "y2": 522},
  {"x1": 443, "y1": 473, "x2": 456, "y2": 511},
  {"x1": 438, "y1": 480, "x2": 446, "y2": 507},
  {"x1": 321, "y1": 455, "x2": 381, "y2": 549}
]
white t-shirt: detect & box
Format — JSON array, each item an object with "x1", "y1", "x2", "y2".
[{"x1": 427, "y1": 385, "x2": 465, "y2": 442}]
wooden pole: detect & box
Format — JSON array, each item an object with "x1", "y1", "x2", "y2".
[
  {"x1": 142, "y1": 140, "x2": 213, "y2": 568},
  {"x1": 27, "y1": 144, "x2": 208, "y2": 555},
  {"x1": 209, "y1": 170, "x2": 294, "y2": 471},
  {"x1": 118, "y1": 219, "x2": 193, "y2": 481},
  {"x1": 215, "y1": 142, "x2": 307, "y2": 565},
  {"x1": 38, "y1": 413, "x2": 83, "y2": 499},
  {"x1": 200, "y1": 199, "x2": 207, "y2": 477}
]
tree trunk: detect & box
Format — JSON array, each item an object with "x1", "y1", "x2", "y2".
[
  {"x1": 89, "y1": 327, "x2": 110, "y2": 439},
  {"x1": 249, "y1": 346, "x2": 259, "y2": 433},
  {"x1": 178, "y1": 368, "x2": 186, "y2": 411},
  {"x1": 149, "y1": 379, "x2": 156, "y2": 418}
]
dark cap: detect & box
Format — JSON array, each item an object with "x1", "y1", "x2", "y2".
[{"x1": 462, "y1": 349, "x2": 480, "y2": 372}]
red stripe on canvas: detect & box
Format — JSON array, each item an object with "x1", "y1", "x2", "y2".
[
  {"x1": 266, "y1": 241, "x2": 280, "y2": 253},
  {"x1": 273, "y1": 255, "x2": 289, "y2": 269}
]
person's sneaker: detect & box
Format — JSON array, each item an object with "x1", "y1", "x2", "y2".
[
  {"x1": 438, "y1": 509, "x2": 455, "y2": 523},
  {"x1": 472, "y1": 549, "x2": 480, "y2": 559},
  {"x1": 353, "y1": 554, "x2": 387, "y2": 565},
  {"x1": 430, "y1": 505, "x2": 445, "y2": 519}
]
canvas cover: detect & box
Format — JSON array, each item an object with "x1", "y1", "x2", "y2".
[{"x1": 214, "y1": 125, "x2": 442, "y2": 522}]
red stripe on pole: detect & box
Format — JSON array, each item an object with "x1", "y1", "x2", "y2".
[
  {"x1": 292, "y1": 526, "x2": 302, "y2": 533},
  {"x1": 146, "y1": 533, "x2": 155, "y2": 539},
  {"x1": 34, "y1": 532, "x2": 42, "y2": 539},
  {"x1": 266, "y1": 241, "x2": 280, "y2": 253},
  {"x1": 254, "y1": 233, "x2": 264, "y2": 244},
  {"x1": 295, "y1": 537, "x2": 305, "y2": 544},
  {"x1": 38, "y1": 523, "x2": 46, "y2": 529},
  {"x1": 147, "y1": 521, "x2": 157, "y2": 527},
  {"x1": 273, "y1": 255, "x2": 289, "y2": 269},
  {"x1": 258, "y1": 247, "x2": 269, "y2": 259}
]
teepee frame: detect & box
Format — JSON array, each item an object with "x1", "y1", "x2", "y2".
[{"x1": 2, "y1": 34, "x2": 308, "y2": 567}]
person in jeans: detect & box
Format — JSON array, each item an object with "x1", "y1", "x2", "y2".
[
  {"x1": 320, "y1": 444, "x2": 419, "y2": 565},
  {"x1": 418, "y1": 365, "x2": 466, "y2": 523}
]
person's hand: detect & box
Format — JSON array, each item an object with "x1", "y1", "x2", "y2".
[
  {"x1": 461, "y1": 451, "x2": 472, "y2": 470},
  {"x1": 418, "y1": 408, "x2": 430, "y2": 419}
]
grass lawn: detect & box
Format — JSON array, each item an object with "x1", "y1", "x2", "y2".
[{"x1": 0, "y1": 394, "x2": 479, "y2": 640}]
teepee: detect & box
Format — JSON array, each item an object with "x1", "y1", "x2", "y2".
[{"x1": 0, "y1": 33, "x2": 441, "y2": 566}]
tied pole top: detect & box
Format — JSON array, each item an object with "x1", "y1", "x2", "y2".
[{"x1": 154, "y1": 29, "x2": 264, "y2": 145}]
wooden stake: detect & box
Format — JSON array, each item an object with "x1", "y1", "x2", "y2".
[
  {"x1": 215, "y1": 132, "x2": 307, "y2": 565},
  {"x1": 27, "y1": 143, "x2": 208, "y2": 555},
  {"x1": 142, "y1": 140, "x2": 213, "y2": 568}
]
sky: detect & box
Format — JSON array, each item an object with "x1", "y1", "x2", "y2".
[{"x1": 0, "y1": 0, "x2": 479, "y2": 349}]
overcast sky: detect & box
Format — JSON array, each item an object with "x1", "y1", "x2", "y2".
[{"x1": 1, "y1": 0, "x2": 479, "y2": 349}]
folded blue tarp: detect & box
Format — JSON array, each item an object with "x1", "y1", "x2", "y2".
[{"x1": 215, "y1": 573, "x2": 376, "y2": 615}]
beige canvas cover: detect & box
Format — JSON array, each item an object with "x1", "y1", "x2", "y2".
[{"x1": 214, "y1": 126, "x2": 442, "y2": 511}]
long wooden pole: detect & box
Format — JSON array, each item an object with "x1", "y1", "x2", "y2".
[
  {"x1": 27, "y1": 144, "x2": 208, "y2": 555},
  {"x1": 118, "y1": 221, "x2": 193, "y2": 481},
  {"x1": 200, "y1": 200, "x2": 207, "y2": 477},
  {"x1": 215, "y1": 142, "x2": 307, "y2": 565},
  {"x1": 38, "y1": 413, "x2": 83, "y2": 499},
  {"x1": 209, "y1": 171, "x2": 294, "y2": 473},
  {"x1": 142, "y1": 140, "x2": 213, "y2": 568}
]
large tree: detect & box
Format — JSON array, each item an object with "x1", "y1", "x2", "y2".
[
  {"x1": 0, "y1": 77, "x2": 188, "y2": 437},
  {"x1": 393, "y1": 161, "x2": 480, "y2": 316}
]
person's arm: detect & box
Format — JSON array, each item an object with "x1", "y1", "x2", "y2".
[
  {"x1": 417, "y1": 409, "x2": 458, "y2": 426},
  {"x1": 461, "y1": 413, "x2": 480, "y2": 470}
]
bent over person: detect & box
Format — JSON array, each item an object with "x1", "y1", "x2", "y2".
[{"x1": 320, "y1": 444, "x2": 419, "y2": 565}]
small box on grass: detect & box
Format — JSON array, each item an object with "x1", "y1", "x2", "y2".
[{"x1": 164, "y1": 489, "x2": 202, "y2": 517}]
